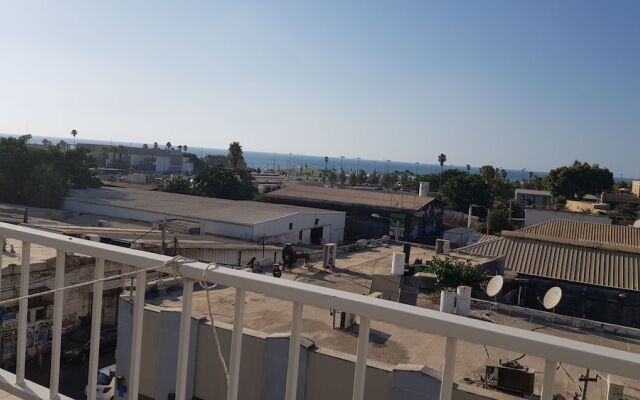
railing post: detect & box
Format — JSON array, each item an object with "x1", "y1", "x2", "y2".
[
  {"x1": 50, "y1": 250, "x2": 66, "y2": 398},
  {"x1": 128, "y1": 270, "x2": 147, "y2": 400},
  {"x1": 175, "y1": 279, "x2": 194, "y2": 400},
  {"x1": 352, "y1": 317, "x2": 371, "y2": 400},
  {"x1": 87, "y1": 258, "x2": 105, "y2": 400},
  {"x1": 16, "y1": 241, "x2": 30, "y2": 385},
  {"x1": 541, "y1": 359, "x2": 557, "y2": 400},
  {"x1": 227, "y1": 288, "x2": 246, "y2": 400},
  {"x1": 284, "y1": 302, "x2": 303, "y2": 400},
  {"x1": 439, "y1": 337, "x2": 458, "y2": 400},
  {"x1": 0, "y1": 235, "x2": 3, "y2": 291}
]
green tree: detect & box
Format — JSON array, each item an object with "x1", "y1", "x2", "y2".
[
  {"x1": 437, "y1": 153, "x2": 447, "y2": 188},
  {"x1": 158, "y1": 175, "x2": 192, "y2": 194},
  {"x1": 483, "y1": 206, "x2": 513, "y2": 235},
  {"x1": 368, "y1": 170, "x2": 380, "y2": 185},
  {"x1": 381, "y1": 173, "x2": 395, "y2": 188},
  {"x1": 165, "y1": 141, "x2": 172, "y2": 150},
  {"x1": 356, "y1": 169, "x2": 367, "y2": 185},
  {"x1": 228, "y1": 141, "x2": 247, "y2": 170},
  {"x1": 466, "y1": 164, "x2": 471, "y2": 175},
  {"x1": 348, "y1": 172, "x2": 357, "y2": 186},
  {"x1": 479, "y1": 165, "x2": 496, "y2": 182},
  {"x1": 192, "y1": 167, "x2": 254, "y2": 200},
  {"x1": 0, "y1": 136, "x2": 100, "y2": 208},
  {"x1": 490, "y1": 179, "x2": 515, "y2": 204},
  {"x1": 328, "y1": 170, "x2": 338, "y2": 184},
  {"x1": 426, "y1": 256, "x2": 488, "y2": 290},
  {"x1": 440, "y1": 174, "x2": 492, "y2": 212},
  {"x1": 338, "y1": 170, "x2": 347, "y2": 185},
  {"x1": 545, "y1": 161, "x2": 614, "y2": 199}
]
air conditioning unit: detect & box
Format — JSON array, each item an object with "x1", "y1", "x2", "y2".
[
  {"x1": 485, "y1": 361, "x2": 535, "y2": 396},
  {"x1": 435, "y1": 239, "x2": 450, "y2": 255},
  {"x1": 322, "y1": 243, "x2": 337, "y2": 269}
]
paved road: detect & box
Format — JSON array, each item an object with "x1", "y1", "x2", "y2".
[{"x1": 23, "y1": 351, "x2": 116, "y2": 399}]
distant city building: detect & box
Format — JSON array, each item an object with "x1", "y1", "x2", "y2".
[
  {"x1": 264, "y1": 185, "x2": 444, "y2": 243},
  {"x1": 632, "y1": 180, "x2": 640, "y2": 197},
  {"x1": 514, "y1": 188, "x2": 553, "y2": 208},
  {"x1": 77, "y1": 143, "x2": 194, "y2": 175}
]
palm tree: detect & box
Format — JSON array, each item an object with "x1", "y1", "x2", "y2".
[
  {"x1": 438, "y1": 153, "x2": 447, "y2": 188},
  {"x1": 228, "y1": 141, "x2": 245, "y2": 170},
  {"x1": 177, "y1": 145, "x2": 183, "y2": 152},
  {"x1": 71, "y1": 129, "x2": 78, "y2": 148},
  {"x1": 466, "y1": 164, "x2": 471, "y2": 175},
  {"x1": 183, "y1": 145, "x2": 188, "y2": 152},
  {"x1": 324, "y1": 156, "x2": 329, "y2": 173},
  {"x1": 153, "y1": 142, "x2": 159, "y2": 149},
  {"x1": 166, "y1": 142, "x2": 172, "y2": 150}
]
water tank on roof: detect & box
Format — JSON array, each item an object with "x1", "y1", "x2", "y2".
[
  {"x1": 418, "y1": 182, "x2": 430, "y2": 197},
  {"x1": 634, "y1": 219, "x2": 640, "y2": 228}
]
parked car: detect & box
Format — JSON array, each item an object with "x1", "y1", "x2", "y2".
[
  {"x1": 62, "y1": 327, "x2": 118, "y2": 363},
  {"x1": 85, "y1": 364, "x2": 116, "y2": 400}
]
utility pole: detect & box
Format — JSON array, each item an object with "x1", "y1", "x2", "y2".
[
  {"x1": 160, "y1": 218, "x2": 167, "y2": 255},
  {"x1": 579, "y1": 369, "x2": 598, "y2": 400}
]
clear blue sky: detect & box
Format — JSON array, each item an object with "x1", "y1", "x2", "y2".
[{"x1": 1, "y1": 1, "x2": 639, "y2": 176}]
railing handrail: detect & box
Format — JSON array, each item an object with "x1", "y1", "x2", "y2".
[{"x1": 2, "y1": 221, "x2": 640, "y2": 381}]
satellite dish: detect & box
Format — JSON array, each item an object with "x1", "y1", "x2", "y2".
[
  {"x1": 543, "y1": 287, "x2": 563, "y2": 310},
  {"x1": 486, "y1": 275, "x2": 504, "y2": 297}
]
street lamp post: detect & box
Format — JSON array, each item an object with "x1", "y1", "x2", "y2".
[{"x1": 371, "y1": 213, "x2": 401, "y2": 241}]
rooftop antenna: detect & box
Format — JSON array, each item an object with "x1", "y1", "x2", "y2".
[
  {"x1": 485, "y1": 275, "x2": 503, "y2": 314},
  {"x1": 541, "y1": 286, "x2": 562, "y2": 313}
]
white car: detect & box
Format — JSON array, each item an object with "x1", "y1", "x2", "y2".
[{"x1": 85, "y1": 364, "x2": 116, "y2": 400}]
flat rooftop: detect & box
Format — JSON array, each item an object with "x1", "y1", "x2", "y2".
[
  {"x1": 65, "y1": 187, "x2": 344, "y2": 226},
  {"x1": 148, "y1": 245, "x2": 640, "y2": 398},
  {"x1": 265, "y1": 185, "x2": 438, "y2": 211}
]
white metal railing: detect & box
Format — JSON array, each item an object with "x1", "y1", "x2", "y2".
[{"x1": 0, "y1": 221, "x2": 640, "y2": 400}]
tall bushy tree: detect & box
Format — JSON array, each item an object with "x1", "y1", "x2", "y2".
[
  {"x1": 440, "y1": 174, "x2": 492, "y2": 212},
  {"x1": 545, "y1": 161, "x2": 614, "y2": 199},
  {"x1": 228, "y1": 142, "x2": 247, "y2": 170},
  {"x1": 0, "y1": 136, "x2": 100, "y2": 208},
  {"x1": 192, "y1": 167, "x2": 254, "y2": 200}
]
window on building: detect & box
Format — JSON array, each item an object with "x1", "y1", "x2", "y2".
[
  {"x1": 289, "y1": 222, "x2": 293, "y2": 230},
  {"x1": 314, "y1": 218, "x2": 319, "y2": 225},
  {"x1": 299, "y1": 231, "x2": 303, "y2": 241}
]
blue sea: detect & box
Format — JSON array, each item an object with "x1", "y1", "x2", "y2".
[{"x1": 2, "y1": 133, "x2": 546, "y2": 180}]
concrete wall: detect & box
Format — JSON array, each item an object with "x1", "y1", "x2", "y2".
[
  {"x1": 117, "y1": 298, "x2": 518, "y2": 400},
  {"x1": 524, "y1": 208, "x2": 612, "y2": 227}
]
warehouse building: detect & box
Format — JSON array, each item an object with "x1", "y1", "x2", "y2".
[
  {"x1": 63, "y1": 187, "x2": 345, "y2": 244},
  {"x1": 264, "y1": 185, "x2": 444, "y2": 243},
  {"x1": 459, "y1": 219, "x2": 640, "y2": 327}
]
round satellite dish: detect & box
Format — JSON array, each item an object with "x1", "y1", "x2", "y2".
[
  {"x1": 543, "y1": 287, "x2": 563, "y2": 310},
  {"x1": 486, "y1": 275, "x2": 504, "y2": 297}
]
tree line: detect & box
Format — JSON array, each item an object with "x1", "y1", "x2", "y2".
[
  {"x1": 0, "y1": 135, "x2": 101, "y2": 208},
  {"x1": 158, "y1": 141, "x2": 255, "y2": 200}
]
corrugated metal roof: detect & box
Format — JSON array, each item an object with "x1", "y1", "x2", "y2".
[
  {"x1": 460, "y1": 236, "x2": 640, "y2": 291},
  {"x1": 265, "y1": 185, "x2": 437, "y2": 211},
  {"x1": 518, "y1": 220, "x2": 640, "y2": 248},
  {"x1": 65, "y1": 187, "x2": 343, "y2": 226}
]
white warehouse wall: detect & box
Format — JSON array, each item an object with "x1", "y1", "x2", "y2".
[
  {"x1": 63, "y1": 199, "x2": 345, "y2": 245},
  {"x1": 253, "y1": 211, "x2": 345, "y2": 245}
]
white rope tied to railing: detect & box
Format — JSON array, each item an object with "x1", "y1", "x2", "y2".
[
  {"x1": 0, "y1": 255, "x2": 194, "y2": 307},
  {"x1": 199, "y1": 262, "x2": 230, "y2": 386}
]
